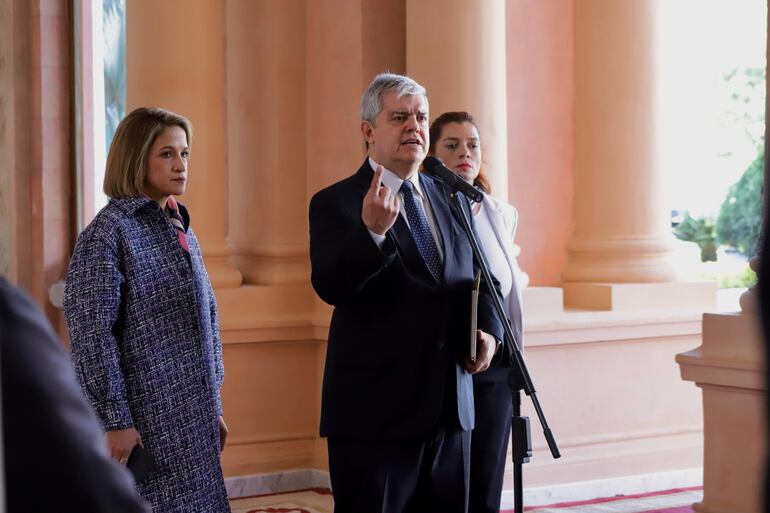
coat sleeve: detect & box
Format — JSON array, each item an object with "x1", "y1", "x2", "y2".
[
  {"x1": 502, "y1": 202, "x2": 526, "y2": 304},
  {"x1": 309, "y1": 188, "x2": 397, "y2": 306},
  {"x1": 64, "y1": 236, "x2": 134, "y2": 431},
  {"x1": 494, "y1": 198, "x2": 525, "y2": 354},
  {"x1": 208, "y1": 277, "x2": 224, "y2": 416},
  {"x1": 502, "y1": 202, "x2": 518, "y2": 240},
  {"x1": 477, "y1": 281, "x2": 504, "y2": 343},
  {"x1": 457, "y1": 194, "x2": 504, "y2": 345},
  {"x1": 187, "y1": 226, "x2": 225, "y2": 417}
]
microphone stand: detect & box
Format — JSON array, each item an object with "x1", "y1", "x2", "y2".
[{"x1": 448, "y1": 191, "x2": 561, "y2": 513}]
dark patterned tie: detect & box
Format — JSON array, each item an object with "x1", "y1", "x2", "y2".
[{"x1": 400, "y1": 180, "x2": 443, "y2": 282}]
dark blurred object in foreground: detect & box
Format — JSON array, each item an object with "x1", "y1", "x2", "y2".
[{"x1": 0, "y1": 276, "x2": 147, "y2": 513}]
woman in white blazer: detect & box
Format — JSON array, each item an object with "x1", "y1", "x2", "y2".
[{"x1": 427, "y1": 111, "x2": 525, "y2": 513}]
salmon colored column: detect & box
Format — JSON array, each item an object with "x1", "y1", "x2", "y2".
[
  {"x1": 305, "y1": 0, "x2": 371, "y2": 468},
  {"x1": 564, "y1": 0, "x2": 674, "y2": 285},
  {"x1": 126, "y1": 0, "x2": 242, "y2": 288},
  {"x1": 562, "y1": 0, "x2": 716, "y2": 310},
  {"x1": 563, "y1": 0, "x2": 674, "y2": 282},
  {"x1": 225, "y1": 0, "x2": 308, "y2": 285},
  {"x1": 0, "y1": 0, "x2": 73, "y2": 334},
  {"x1": 506, "y1": 0, "x2": 575, "y2": 287},
  {"x1": 405, "y1": 0, "x2": 509, "y2": 198}
]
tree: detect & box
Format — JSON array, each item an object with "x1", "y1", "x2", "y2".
[
  {"x1": 716, "y1": 150, "x2": 763, "y2": 256},
  {"x1": 673, "y1": 212, "x2": 717, "y2": 262}
]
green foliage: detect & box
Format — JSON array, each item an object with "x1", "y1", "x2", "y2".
[
  {"x1": 673, "y1": 212, "x2": 717, "y2": 262},
  {"x1": 699, "y1": 264, "x2": 758, "y2": 289},
  {"x1": 715, "y1": 151, "x2": 763, "y2": 256},
  {"x1": 720, "y1": 265, "x2": 758, "y2": 288}
]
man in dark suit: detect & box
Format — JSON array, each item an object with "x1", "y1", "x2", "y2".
[
  {"x1": 0, "y1": 276, "x2": 148, "y2": 512},
  {"x1": 309, "y1": 72, "x2": 504, "y2": 513}
]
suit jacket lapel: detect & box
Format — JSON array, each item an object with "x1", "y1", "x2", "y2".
[
  {"x1": 389, "y1": 214, "x2": 436, "y2": 282},
  {"x1": 355, "y1": 160, "x2": 436, "y2": 283}
]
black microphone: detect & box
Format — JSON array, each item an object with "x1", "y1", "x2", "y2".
[{"x1": 422, "y1": 156, "x2": 484, "y2": 203}]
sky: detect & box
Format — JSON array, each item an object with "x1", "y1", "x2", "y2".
[{"x1": 658, "y1": 0, "x2": 767, "y2": 219}]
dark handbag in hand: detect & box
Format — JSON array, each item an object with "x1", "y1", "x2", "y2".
[{"x1": 127, "y1": 444, "x2": 155, "y2": 482}]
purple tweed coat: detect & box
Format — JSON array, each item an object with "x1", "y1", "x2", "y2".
[{"x1": 64, "y1": 196, "x2": 230, "y2": 513}]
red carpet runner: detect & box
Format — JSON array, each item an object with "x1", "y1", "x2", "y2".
[
  {"x1": 505, "y1": 486, "x2": 702, "y2": 513},
  {"x1": 231, "y1": 485, "x2": 702, "y2": 513}
]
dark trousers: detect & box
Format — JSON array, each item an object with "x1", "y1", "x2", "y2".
[
  {"x1": 469, "y1": 364, "x2": 513, "y2": 513},
  {"x1": 328, "y1": 424, "x2": 471, "y2": 513}
]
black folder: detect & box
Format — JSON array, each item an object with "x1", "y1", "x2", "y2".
[
  {"x1": 127, "y1": 444, "x2": 155, "y2": 482},
  {"x1": 469, "y1": 270, "x2": 481, "y2": 362}
]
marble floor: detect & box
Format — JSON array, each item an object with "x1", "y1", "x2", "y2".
[{"x1": 229, "y1": 488, "x2": 333, "y2": 513}]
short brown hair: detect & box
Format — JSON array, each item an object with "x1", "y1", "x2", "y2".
[
  {"x1": 103, "y1": 107, "x2": 193, "y2": 198},
  {"x1": 428, "y1": 111, "x2": 491, "y2": 194}
]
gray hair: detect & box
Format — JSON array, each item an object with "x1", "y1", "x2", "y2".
[{"x1": 360, "y1": 72, "x2": 428, "y2": 124}]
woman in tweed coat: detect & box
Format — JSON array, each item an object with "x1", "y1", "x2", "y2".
[{"x1": 64, "y1": 107, "x2": 231, "y2": 512}]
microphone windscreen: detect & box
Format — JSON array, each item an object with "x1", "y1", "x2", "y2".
[
  {"x1": 422, "y1": 156, "x2": 446, "y2": 174},
  {"x1": 423, "y1": 156, "x2": 483, "y2": 202}
]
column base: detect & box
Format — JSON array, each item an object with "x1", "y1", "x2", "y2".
[
  {"x1": 562, "y1": 237, "x2": 679, "y2": 284},
  {"x1": 563, "y1": 281, "x2": 717, "y2": 311},
  {"x1": 205, "y1": 255, "x2": 244, "y2": 289},
  {"x1": 521, "y1": 286, "x2": 564, "y2": 321},
  {"x1": 198, "y1": 244, "x2": 244, "y2": 289},
  {"x1": 230, "y1": 244, "x2": 310, "y2": 286}
]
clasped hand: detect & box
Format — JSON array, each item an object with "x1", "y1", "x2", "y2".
[
  {"x1": 107, "y1": 415, "x2": 229, "y2": 465},
  {"x1": 465, "y1": 330, "x2": 497, "y2": 374},
  {"x1": 106, "y1": 427, "x2": 143, "y2": 465}
]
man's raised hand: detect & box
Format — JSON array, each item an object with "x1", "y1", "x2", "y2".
[{"x1": 362, "y1": 166, "x2": 400, "y2": 235}]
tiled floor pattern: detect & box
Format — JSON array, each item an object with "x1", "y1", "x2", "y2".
[
  {"x1": 230, "y1": 486, "x2": 702, "y2": 513},
  {"x1": 230, "y1": 488, "x2": 333, "y2": 513}
]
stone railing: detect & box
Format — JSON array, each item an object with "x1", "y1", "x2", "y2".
[{"x1": 676, "y1": 255, "x2": 767, "y2": 513}]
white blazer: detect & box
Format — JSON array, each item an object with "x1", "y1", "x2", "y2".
[{"x1": 479, "y1": 193, "x2": 525, "y2": 348}]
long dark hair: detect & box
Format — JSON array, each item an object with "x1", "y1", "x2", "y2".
[{"x1": 427, "y1": 111, "x2": 490, "y2": 193}]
